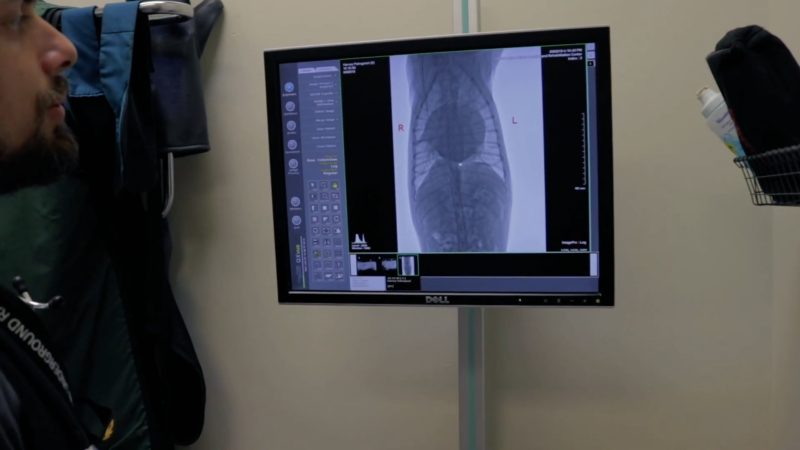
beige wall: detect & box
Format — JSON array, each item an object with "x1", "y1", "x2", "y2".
[
  {"x1": 54, "y1": 0, "x2": 792, "y2": 449},
  {"x1": 768, "y1": 3, "x2": 800, "y2": 449},
  {"x1": 481, "y1": 1, "x2": 773, "y2": 449}
]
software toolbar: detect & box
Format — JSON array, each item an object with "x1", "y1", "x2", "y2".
[{"x1": 281, "y1": 62, "x2": 350, "y2": 289}]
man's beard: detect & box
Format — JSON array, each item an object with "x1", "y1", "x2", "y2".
[{"x1": 0, "y1": 76, "x2": 78, "y2": 196}]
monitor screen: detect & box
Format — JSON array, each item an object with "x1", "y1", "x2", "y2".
[{"x1": 264, "y1": 27, "x2": 614, "y2": 306}]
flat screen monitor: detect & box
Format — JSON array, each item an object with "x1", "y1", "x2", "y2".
[{"x1": 264, "y1": 27, "x2": 614, "y2": 307}]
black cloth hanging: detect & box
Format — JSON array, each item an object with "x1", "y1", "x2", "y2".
[
  {"x1": 707, "y1": 25, "x2": 800, "y2": 155},
  {"x1": 126, "y1": 0, "x2": 224, "y2": 157},
  {"x1": 61, "y1": 4, "x2": 207, "y2": 447}
]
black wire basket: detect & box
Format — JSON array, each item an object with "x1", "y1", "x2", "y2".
[{"x1": 735, "y1": 145, "x2": 800, "y2": 206}]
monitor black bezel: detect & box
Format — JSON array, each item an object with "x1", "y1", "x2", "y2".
[{"x1": 264, "y1": 26, "x2": 614, "y2": 307}]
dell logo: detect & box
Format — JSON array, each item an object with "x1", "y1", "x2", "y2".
[{"x1": 426, "y1": 296, "x2": 450, "y2": 304}]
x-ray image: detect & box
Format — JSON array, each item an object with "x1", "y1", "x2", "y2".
[
  {"x1": 391, "y1": 47, "x2": 547, "y2": 254},
  {"x1": 357, "y1": 261, "x2": 377, "y2": 272},
  {"x1": 352, "y1": 254, "x2": 399, "y2": 276},
  {"x1": 399, "y1": 255, "x2": 418, "y2": 276}
]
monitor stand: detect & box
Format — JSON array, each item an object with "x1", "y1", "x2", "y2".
[
  {"x1": 453, "y1": 0, "x2": 484, "y2": 447},
  {"x1": 459, "y1": 308, "x2": 485, "y2": 450}
]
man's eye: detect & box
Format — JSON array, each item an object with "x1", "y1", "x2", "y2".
[{"x1": 9, "y1": 14, "x2": 30, "y2": 29}]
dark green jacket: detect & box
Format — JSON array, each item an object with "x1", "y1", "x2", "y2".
[{"x1": 0, "y1": 180, "x2": 149, "y2": 450}]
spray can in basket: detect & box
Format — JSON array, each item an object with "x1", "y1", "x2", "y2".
[{"x1": 697, "y1": 87, "x2": 746, "y2": 157}]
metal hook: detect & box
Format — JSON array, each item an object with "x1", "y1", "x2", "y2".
[
  {"x1": 162, "y1": 153, "x2": 175, "y2": 218},
  {"x1": 95, "y1": 1, "x2": 195, "y2": 23}
]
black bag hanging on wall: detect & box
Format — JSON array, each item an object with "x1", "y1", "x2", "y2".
[
  {"x1": 62, "y1": 5, "x2": 208, "y2": 447},
  {"x1": 706, "y1": 25, "x2": 800, "y2": 155}
]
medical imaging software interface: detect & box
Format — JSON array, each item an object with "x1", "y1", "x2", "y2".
[{"x1": 279, "y1": 42, "x2": 602, "y2": 294}]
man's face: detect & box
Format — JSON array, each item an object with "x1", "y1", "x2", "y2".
[{"x1": 0, "y1": 0, "x2": 78, "y2": 195}]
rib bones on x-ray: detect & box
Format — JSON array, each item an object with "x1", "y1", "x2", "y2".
[{"x1": 406, "y1": 50, "x2": 512, "y2": 252}]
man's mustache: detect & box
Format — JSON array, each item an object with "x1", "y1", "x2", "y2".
[{"x1": 36, "y1": 76, "x2": 69, "y2": 114}]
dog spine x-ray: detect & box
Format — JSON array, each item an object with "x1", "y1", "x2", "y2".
[
  {"x1": 357, "y1": 261, "x2": 377, "y2": 271},
  {"x1": 406, "y1": 51, "x2": 512, "y2": 252}
]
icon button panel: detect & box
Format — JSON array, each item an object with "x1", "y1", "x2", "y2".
[{"x1": 306, "y1": 180, "x2": 346, "y2": 282}]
